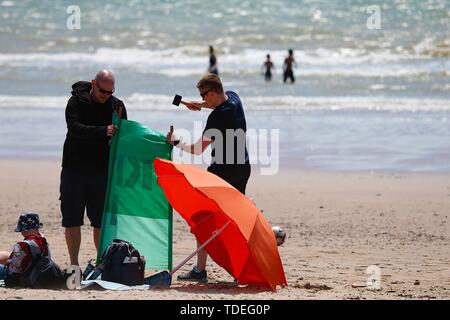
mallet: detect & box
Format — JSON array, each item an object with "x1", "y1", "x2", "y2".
[{"x1": 172, "y1": 94, "x2": 187, "y2": 107}]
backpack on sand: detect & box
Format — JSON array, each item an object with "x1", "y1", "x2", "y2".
[
  {"x1": 94, "y1": 239, "x2": 145, "y2": 286},
  {"x1": 5, "y1": 239, "x2": 65, "y2": 289}
]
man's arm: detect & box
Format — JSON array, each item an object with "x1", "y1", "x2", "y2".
[
  {"x1": 180, "y1": 136, "x2": 212, "y2": 155},
  {"x1": 182, "y1": 101, "x2": 216, "y2": 110},
  {"x1": 166, "y1": 126, "x2": 212, "y2": 155},
  {"x1": 183, "y1": 101, "x2": 218, "y2": 110},
  {"x1": 65, "y1": 98, "x2": 108, "y2": 139}
]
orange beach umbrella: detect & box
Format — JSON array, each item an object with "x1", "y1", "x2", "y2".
[{"x1": 154, "y1": 158, "x2": 287, "y2": 291}]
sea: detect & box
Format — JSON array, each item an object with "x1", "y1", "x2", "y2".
[{"x1": 0, "y1": 0, "x2": 449, "y2": 173}]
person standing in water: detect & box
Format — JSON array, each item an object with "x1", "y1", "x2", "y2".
[
  {"x1": 283, "y1": 49, "x2": 297, "y2": 84},
  {"x1": 262, "y1": 54, "x2": 275, "y2": 82},
  {"x1": 208, "y1": 45, "x2": 219, "y2": 75}
]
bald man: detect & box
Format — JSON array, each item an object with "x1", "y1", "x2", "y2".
[{"x1": 60, "y1": 70, "x2": 128, "y2": 266}]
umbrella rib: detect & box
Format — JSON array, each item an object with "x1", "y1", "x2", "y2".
[
  {"x1": 191, "y1": 211, "x2": 215, "y2": 227},
  {"x1": 171, "y1": 221, "x2": 231, "y2": 275}
]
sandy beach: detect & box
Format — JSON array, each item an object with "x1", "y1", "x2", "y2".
[{"x1": 0, "y1": 159, "x2": 448, "y2": 300}]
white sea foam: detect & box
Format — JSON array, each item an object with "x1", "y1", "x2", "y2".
[
  {"x1": 0, "y1": 0, "x2": 15, "y2": 7},
  {"x1": 1, "y1": 94, "x2": 449, "y2": 112},
  {"x1": 0, "y1": 47, "x2": 446, "y2": 78}
]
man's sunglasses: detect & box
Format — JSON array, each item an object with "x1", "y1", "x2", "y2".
[
  {"x1": 96, "y1": 83, "x2": 115, "y2": 95},
  {"x1": 200, "y1": 89, "x2": 212, "y2": 99}
]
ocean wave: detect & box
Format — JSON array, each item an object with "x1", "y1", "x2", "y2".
[
  {"x1": 413, "y1": 38, "x2": 450, "y2": 58},
  {"x1": 1, "y1": 94, "x2": 449, "y2": 113},
  {"x1": 0, "y1": 47, "x2": 447, "y2": 78}
]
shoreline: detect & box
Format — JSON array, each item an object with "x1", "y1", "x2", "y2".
[{"x1": 1, "y1": 158, "x2": 450, "y2": 177}]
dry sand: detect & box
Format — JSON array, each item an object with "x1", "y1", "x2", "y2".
[{"x1": 0, "y1": 160, "x2": 449, "y2": 300}]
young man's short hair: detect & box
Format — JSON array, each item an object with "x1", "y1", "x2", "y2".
[{"x1": 197, "y1": 73, "x2": 224, "y2": 94}]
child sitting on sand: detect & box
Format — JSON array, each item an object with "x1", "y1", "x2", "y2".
[{"x1": 0, "y1": 212, "x2": 61, "y2": 287}]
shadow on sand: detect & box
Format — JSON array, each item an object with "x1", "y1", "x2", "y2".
[{"x1": 168, "y1": 281, "x2": 269, "y2": 294}]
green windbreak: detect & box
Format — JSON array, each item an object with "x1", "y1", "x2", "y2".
[{"x1": 98, "y1": 116, "x2": 173, "y2": 270}]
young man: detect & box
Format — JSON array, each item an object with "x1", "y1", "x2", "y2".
[
  {"x1": 60, "y1": 70, "x2": 127, "y2": 266},
  {"x1": 0, "y1": 213, "x2": 51, "y2": 284},
  {"x1": 283, "y1": 49, "x2": 297, "y2": 84},
  {"x1": 262, "y1": 54, "x2": 275, "y2": 82},
  {"x1": 208, "y1": 45, "x2": 219, "y2": 75},
  {"x1": 166, "y1": 73, "x2": 251, "y2": 282}
]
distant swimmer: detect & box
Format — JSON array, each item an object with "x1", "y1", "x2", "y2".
[
  {"x1": 262, "y1": 54, "x2": 275, "y2": 82},
  {"x1": 208, "y1": 45, "x2": 219, "y2": 75},
  {"x1": 283, "y1": 49, "x2": 297, "y2": 84}
]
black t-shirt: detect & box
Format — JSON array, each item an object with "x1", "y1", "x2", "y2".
[{"x1": 203, "y1": 91, "x2": 249, "y2": 170}]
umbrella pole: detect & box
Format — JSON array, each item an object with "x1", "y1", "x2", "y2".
[{"x1": 170, "y1": 221, "x2": 231, "y2": 275}]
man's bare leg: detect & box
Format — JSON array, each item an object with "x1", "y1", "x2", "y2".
[
  {"x1": 177, "y1": 241, "x2": 208, "y2": 281},
  {"x1": 65, "y1": 227, "x2": 81, "y2": 266},
  {"x1": 93, "y1": 228, "x2": 100, "y2": 252},
  {"x1": 196, "y1": 241, "x2": 207, "y2": 271}
]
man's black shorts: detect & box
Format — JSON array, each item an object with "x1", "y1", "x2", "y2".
[
  {"x1": 59, "y1": 168, "x2": 108, "y2": 228},
  {"x1": 208, "y1": 164, "x2": 251, "y2": 195}
]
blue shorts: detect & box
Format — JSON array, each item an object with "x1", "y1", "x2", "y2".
[{"x1": 0, "y1": 264, "x2": 6, "y2": 280}]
